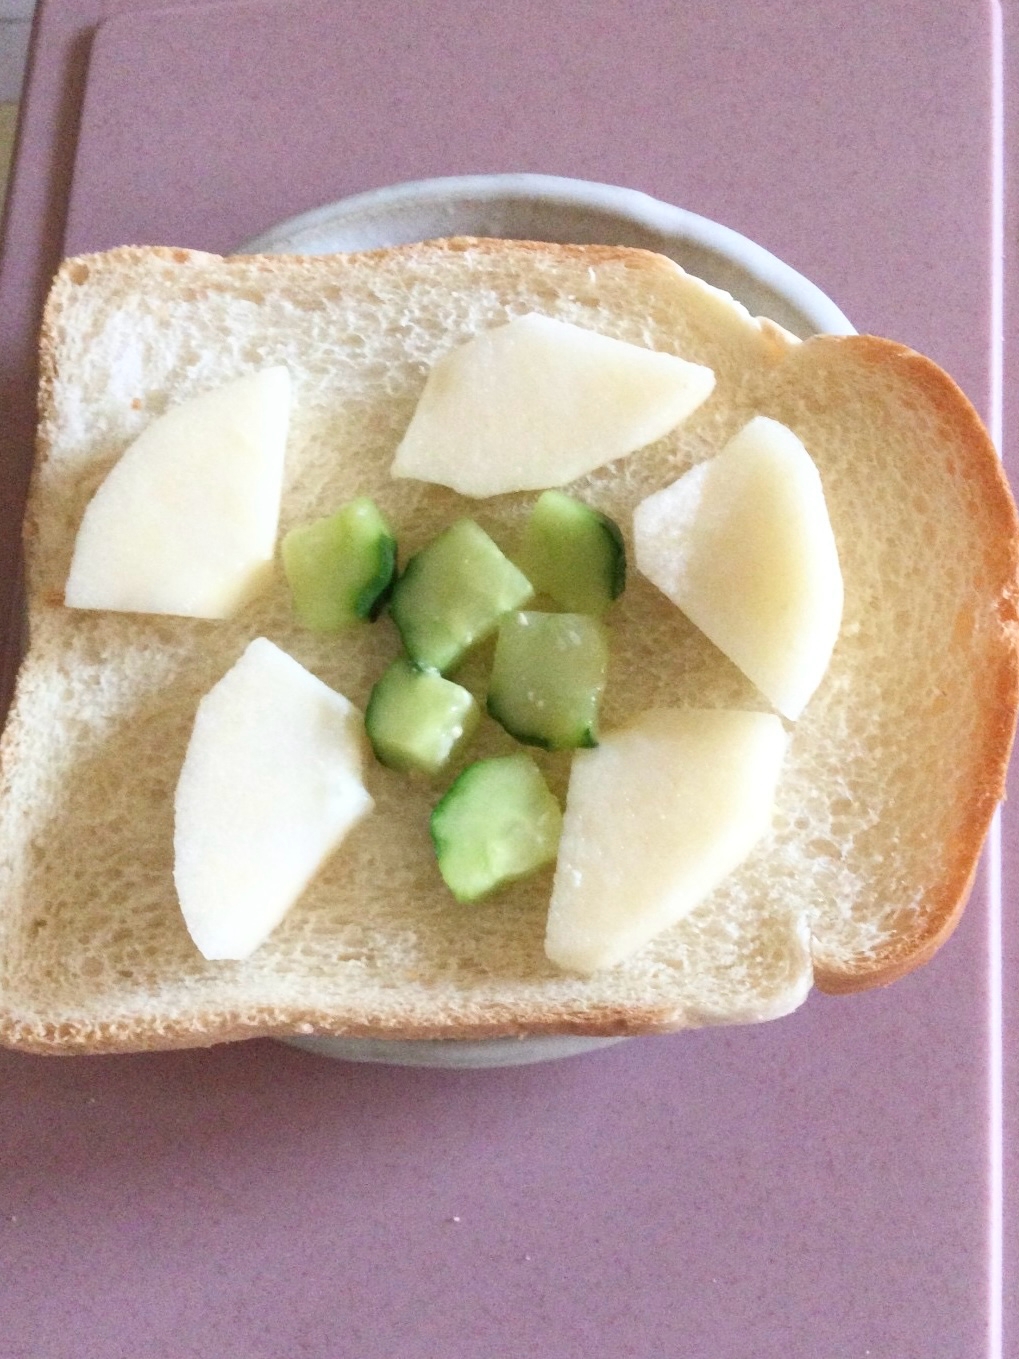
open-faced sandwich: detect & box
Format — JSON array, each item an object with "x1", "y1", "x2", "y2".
[{"x1": 0, "y1": 238, "x2": 1015, "y2": 1053}]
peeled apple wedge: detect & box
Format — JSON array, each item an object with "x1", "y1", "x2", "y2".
[
  {"x1": 544, "y1": 709, "x2": 786, "y2": 974},
  {"x1": 65, "y1": 367, "x2": 291, "y2": 618},
  {"x1": 174, "y1": 638, "x2": 373, "y2": 960},
  {"x1": 633, "y1": 416, "x2": 843, "y2": 720},
  {"x1": 391, "y1": 314, "x2": 715, "y2": 496}
]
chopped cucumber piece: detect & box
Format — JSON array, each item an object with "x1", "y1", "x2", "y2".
[
  {"x1": 430, "y1": 754, "x2": 563, "y2": 902},
  {"x1": 521, "y1": 490, "x2": 625, "y2": 614},
  {"x1": 365, "y1": 659, "x2": 479, "y2": 775},
  {"x1": 390, "y1": 519, "x2": 534, "y2": 673},
  {"x1": 282, "y1": 498, "x2": 396, "y2": 631},
  {"x1": 487, "y1": 611, "x2": 609, "y2": 750}
]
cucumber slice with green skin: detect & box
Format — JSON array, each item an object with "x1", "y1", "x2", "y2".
[
  {"x1": 430, "y1": 754, "x2": 563, "y2": 903},
  {"x1": 487, "y1": 611, "x2": 609, "y2": 750},
  {"x1": 365, "y1": 658, "x2": 479, "y2": 775},
  {"x1": 390, "y1": 519, "x2": 534, "y2": 673},
  {"x1": 521, "y1": 490, "x2": 625, "y2": 615},
  {"x1": 282, "y1": 498, "x2": 396, "y2": 631}
]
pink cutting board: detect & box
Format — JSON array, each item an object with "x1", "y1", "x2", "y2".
[{"x1": 0, "y1": 2, "x2": 1015, "y2": 1356}]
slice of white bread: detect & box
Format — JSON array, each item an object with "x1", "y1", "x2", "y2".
[{"x1": 0, "y1": 239, "x2": 1015, "y2": 1053}]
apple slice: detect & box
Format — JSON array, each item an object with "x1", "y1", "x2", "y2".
[
  {"x1": 174, "y1": 638, "x2": 373, "y2": 960},
  {"x1": 544, "y1": 709, "x2": 786, "y2": 974},
  {"x1": 391, "y1": 314, "x2": 715, "y2": 497},
  {"x1": 65, "y1": 367, "x2": 291, "y2": 618},
  {"x1": 633, "y1": 416, "x2": 843, "y2": 720}
]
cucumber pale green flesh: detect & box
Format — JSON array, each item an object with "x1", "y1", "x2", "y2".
[
  {"x1": 365, "y1": 659, "x2": 479, "y2": 775},
  {"x1": 487, "y1": 611, "x2": 609, "y2": 750},
  {"x1": 282, "y1": 498, "x2": 396, "y2": 632},
  {"x1": 430, "y1": 754, "x2": 563, "y2": 903},
  {"x1": 521, "y1": 490, "x2": 625, "y2": 615},
  {"x1": 390, "y1": 519, "x2": 534, "y2": 673}
]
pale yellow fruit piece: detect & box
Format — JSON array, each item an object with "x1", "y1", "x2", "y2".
[
  {"x1": 174, "y1": 638, "x2": 373, "y2": 960},
  {"x1": 633, "y1": 416, "x2": 843, "y2": 720},
  {"x1": 391, "y1": 313, "x2": 714, "y2": 497},
  {"x1": 65, "y1": 367, "x2": 291, "y2": 618},
  {"x1": 545, "y1": 709, "x2": 786, "y2": 974}
]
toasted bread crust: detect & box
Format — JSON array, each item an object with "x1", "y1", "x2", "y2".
[{"x1": 797, "y1": 337, "x2": 1019, "y2": 992}]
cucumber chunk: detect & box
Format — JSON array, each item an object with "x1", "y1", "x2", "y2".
[
  {"x1": 521, "y1": 490, "x2": 625, "y2": 614},
  {"x1": 487, "y1": 611, "x2": 609, "y2": 750},
  {"x1": 390, "y1": 519, "x2": 534, "y2": 673},
  {"x1": 282, "y1": 498, "x2": 396, "y2": 631},
  {"x1": 430, "y1": 754, "x2": 563, "y2": 902},
  {"x1": 365, "y1": 659, "x2": 479, "y2": 775}
]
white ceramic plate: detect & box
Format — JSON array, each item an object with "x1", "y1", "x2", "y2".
[{"x1": 241, "y1": 173, "x2": 855, "y2": 1068}]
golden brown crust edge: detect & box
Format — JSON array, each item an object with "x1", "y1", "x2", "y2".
[
  {"x1": 43, "y1": 236, "x2": 686, "y2": 289},
  {"x1": 809, "y1": 336, "x2": 1019, "y2": 994},
  {"x1": 0, "y1": 1002, "x2": 702, "y2": 1056}
]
